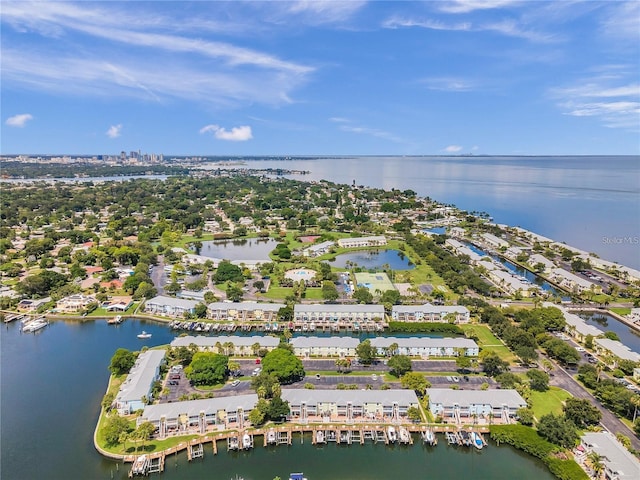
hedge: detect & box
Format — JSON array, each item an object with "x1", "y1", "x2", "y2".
[{"x1": 387, "y1": 322, "x2": 463, "y2": 335}]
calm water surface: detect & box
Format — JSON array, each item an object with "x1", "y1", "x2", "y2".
[
  {"x1": 1, "y1": 320, "x2": 555, "y2": 480},
  {"x1": 578, "y1": 312, "x2": 640, "y2": 354},
  {"x1": 330, "y1": 250, "x2": 415, "y2": 270},
  {"x1": 200, "y1": 238, "x2": 278, "y2": 261}
]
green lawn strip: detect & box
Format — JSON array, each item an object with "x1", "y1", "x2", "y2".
[
  {"x1": 529, "y1": 386, "x2": 572, "y2": 420},
  {"x1": 87, "y1": 303, "x2": 139, "y2": 317},
  {"x1": 262, "y1": 286, "x2": 293, "y2": 299},
  {"x1": 609, "y1": 307, "x2": 631, "y2": 316}
]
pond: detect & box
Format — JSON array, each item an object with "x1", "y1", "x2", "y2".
[
  {"x1": 330, "y1": 249, "x2": 415, "y2": 270},
  {"x1": 199, "y1": 237, "x2": 277, "y2": 261}
]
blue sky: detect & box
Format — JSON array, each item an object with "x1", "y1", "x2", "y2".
[{"x1": 2, "y1": 1, "x2": 639, "y2": 156}]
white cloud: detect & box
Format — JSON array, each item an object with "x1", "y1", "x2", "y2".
[
  {"x1": 5, "y1": 113, "x2": 33, "y2": 127},
  {"x1": 551, "y1": 71, "x2": 640, "y2": 130},
  {"x1": 599, "y1": 1, "x2": 640, "y2": 44},
  {"x1": 444, "y1": 145, "x2": 464, "y2": 153},
  {"x1": 106, "y1": 124, "x2": 122, "y2": 138},
  {"x1": 437, "y1": 0, "x2": 522, "y2": 14},
  {"x1": 279, "y1": 1, "x2": 366, "y2": 24},
  {"x1": 420, "y1": 77, "x2": 477, "y2": 92},
  {"x1": 200, "y1": 124, "x2": 253, "y2": 141}
]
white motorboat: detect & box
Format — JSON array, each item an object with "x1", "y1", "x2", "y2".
[
  {"x1": 137, "y1": 331, "x2": 152, "y2": 339},
  {"x1": 131, "y1": 454, "x2": 149, "y2": 475},
  {"x1": 22, "y1": 317, "x2": 49, "y2": 333},
  {"x1": 242, "y1": 433, "x2": 252, "y2": 449},
  {"x1": 399, "y1": 427, "x2": 410, "y2": 444},
  {"x1": 387, "y1": 426, "x2": 397, "y2": 443},
  {"x1": 267, "y1": 430, "x2": 276, "y2": 444}
]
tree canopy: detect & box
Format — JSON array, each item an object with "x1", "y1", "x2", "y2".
[
  {"x1": 109, "y1": 348, "x2": 137, "y2": 375},
  {"x1": 185, "y1": 352, "x2": 229, "y2": 386},
  {"x1": 388, "y1": 354, "x2": 412, "y2": 377},
  {"x1": 261, "y1": 347, "x2": 305, "y2": 384}
]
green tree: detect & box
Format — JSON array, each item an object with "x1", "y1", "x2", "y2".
[
  {"x1": 526, "y1": 369, "x2": 550, "y2": 392},
  {"x1": 109, "y1": 348, "x2": 137, "y2": 375},
  {"x1": 352, "y1": 286, "x2": 373, "y2": 304},
  {"x1": 407, "y1": 406, "x2": 422, "y2": 423},
  {"x1": 102, "y1": 414, "x2": 132, "y2": 446},
  {"x1": 134, "y1": 421, "x2": 156, "y2": 452},
  {"x1": 481, "y1": 352, "x2": 509, "y2": 377},
  {"x1": 321, "y1": 281, "x2": 339, "y2": 301},
  {"x1": 388, "y1": 354, "x2": 412, "y2": 377},
  {"x1": 262, "y1": 347, "x2": 305, "y2": 384},
  {"x1": 537, "y1": 413, "x2": 579, "y2": 448},
  {"x1": 248, "y1": 407, "x2": 265, "y2": 426},
  {"x1": 226, "y1": 283, "x2": 244, "y2": 302},
  {"x1": 213, "y1": 261, "x2": 243, "y2": 283},
  {"x1": 563, "y1": 398, "x2": 602, "y2": 428},
  {"x1": 516, "y1": 407, "x2": 535, "y2": 426},
  {"x1": 455, "y1": 355, "x2": 472, "y2": 372},
  {"x1": 355, "y1": 339, "x2": 376, "y2": 365},
  {"x1": 185, "y1": 352, "x2": 229, "y2": 386},
  {"x1": 267, "y1": 395, "x2": 290, "y2": 421},
  {"x1": 400, "y1": 372, "x2": 430, "y2": 396}
]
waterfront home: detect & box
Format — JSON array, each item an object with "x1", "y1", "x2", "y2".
[
  {"x1": 481, "y1": 233, "x2": 509, "y2": 250},
  {"x1": 293, "y1": 304, "x2": 385, "y2": 326},
  {"x1": 115, "y1": 349, "x2": 166, "y2": 415},
  {"x1": 504, "y1": 246, "x2": 525, "y2": 260},
  {"x1": 104, "y1": 296, "x2": 133, "y2": 312},
  {"x1": 281, "y1": 389, "x2": 419, "y2": 423},
  {"x1": 137, "y1": 394, "x2": 259, "y2": 437},
  {"x1": 550, "y1": 268, "x2": 601, "y2": 294},
  {"x1": 578, "y1": 255, "x2": 640, "y2": 283},
  {"x1": 170, "y1": 335, "x2": 280, "y2": 355},
  {"x1": 513, "y1": 227, "x2": 554, "y2": 245},
  {"x1": 369, "y1": 337, "x2": 479, "y2": 358},
  {"x1": 290, "y1": 336, "x2": 359, "y2": 358},
  {"x1": 16, "y1": 296, "x2": 51, "y2": 313},
  {"x1": 593, "y1": 337, "x2": 640, "y2": 366},
  {"x1": 55, "y1": 294, "x2": 96, "y2": 313},
  {"x1": 426, "y1": 388, "x2": 527, "y2": 425},
  {"x1": 302, "y1": 240, "x2": 334, "y2": 257},
  {"x1": 391, "y1": 304, "x2": 470, "y2": 324},
  {"x1": 576, "y1": 431, "x2": 640, "y2": 480},
  {"x1": 337, "y1": 236, "x2": 387, "y2": 249},
  {"x1": 144, "y1": 295, "x2": 198, "y2": 317},
  {"x1": 207, "y1": 302, "x2": 285, "y2": 321},
  {"x1": 448, "y1": 226, "x2": 466, "y2": 238}
]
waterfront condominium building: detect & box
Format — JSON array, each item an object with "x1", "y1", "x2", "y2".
[
  {"x1": 369, "y1": 337, "x2": 479, "y2": 358},
  {"x1": 137, "y1": 394, "x2": 259, "y2": 437},
  {"x1": 170, "y1": 335, "x2": 280, "y2": 355},
  {"x1": 293, "y1": 304, "x2": 385, "y2": 326},
  {"x1": 337, "y1": 236, "x2": 387, "y2": 248},
  {"x1": 114, "y1": 349, "x2": 166, "y2": 415},
  {"x1": 207, "y1": 302, "x2": 285, "y2": 322},
  {"x1": 391, "y1": 304, "x2": 470, "y2": 324},
  {"x1": 144, "y1": 295, "x2": 198, "y2": 317},
  {"x1": 577, "y1": 432, "x2": 640, "y2": 480},
  {"x1": 281, "y1": 389, "x2": 419, "y2": 423},
  {"x1": 426, "y1": 388, "x2": 527, "y2": 425}
]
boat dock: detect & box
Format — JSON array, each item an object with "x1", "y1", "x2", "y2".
[{"x1": 122, "y1": 425, "x2": 489, "y2": 476}]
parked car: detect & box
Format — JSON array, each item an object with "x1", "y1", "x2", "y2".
[{"x1": 231, "y1": 380, "x2": 240, "y2": 387}]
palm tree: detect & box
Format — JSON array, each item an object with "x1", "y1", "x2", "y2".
[
  {"x1": 252, "y1": 342, "x2": 261, "y2": 356},
  {"x1": 587, "y1": 451, "x2": 604, "y2": 479}
]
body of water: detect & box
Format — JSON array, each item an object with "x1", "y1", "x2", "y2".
[
  {"x1": 578, "y1": 312, "x2": 640, "y2": 355},
  {"x1": 330, "y1": 249, "x2": 414, "y2": 271},
  {"x1": 226, "y1": 156, "x2": 639, "y2": 269},
  {"x1": 200, "y1": 238, "x2": 278, "y2": 261},
  {"x1": 1, "y1": 319, "x2": 556, "y2": 479}
]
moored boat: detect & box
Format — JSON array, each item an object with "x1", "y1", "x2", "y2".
[
  {"x1": 107, "y1": 315, "x2": 122, "y2": 324},
  {"x1": 131, "y1": 454, "x2": 149, "y2": 475},
  {"x1": 242, "y1": 433, "x2": 253, "y2": 449},
  {"x1": 22, "y1": 317, "x2": 49, "y2": 333},
  {"x1": 387, "y1": 426, "x2": 397, "y2": 443},
  {"x1": 137, "y1": 330, "x2": 152, "y2": 339},
  {"x1": 471, "y1": 431, "x2": 483, "y2": 449}
]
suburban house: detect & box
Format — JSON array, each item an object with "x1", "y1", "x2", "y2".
[
  {"x1": 137, "y1": 394, "x2": 259, "y2": 438},
  {"x1": 576, "y1": 432, "x2": 640, "y2": 480},
  {"x1": 170, "y1": 335, "x2": 280, "y2": 355},
  {"x1": 290, "y1": 336, "x2": 359, "y2": 358},
  {"x1": 207, "y1": 302, "x2": 285, "y2": 322},
  {"x1": 391, "y1": 304, "x2": 470, "y2": 324},
  {"x1": 293, "y1": 304, "x2": 385, "y2": 326},
  {"x1": 104, "y1": 296, "x2": 133, "y2": 312},
  {"x1": 114, "y1": 349, "x2": 166, "y2": 415},
  {"x1": 144, "y1": 295, "x2": 198, "y2": 317},
  {"x1": 426, "y1": 388, "x2": 527, "y2": 425},
  {"x1": 337, "y1": 236, "x2": 387, "y2": 249},
  {"x1": 16, "y1": 296, "x2": 51, "y2": 312},
  {"x1": 281, "y1": 389, "x2": 419, "y2": 423},
  {"x1": 369, "y1": 337, "x2": 479, "y2": 358}
]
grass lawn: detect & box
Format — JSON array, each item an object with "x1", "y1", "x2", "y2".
[
  {"x1": 460, "y1": 324, "x2": 515, "y2": 362},
  {"x1": 530, "y1": 386, "x2": 572, "y2": 420},
  {"x1": 263, "y1": 286, "x2": 323, "y2": 300},
  {"x1": 87, "y1": 303, "x2": 139, "y2": 317},
  {"x1": 610, "y1": 307, "x2": 631, "y2": 316}
]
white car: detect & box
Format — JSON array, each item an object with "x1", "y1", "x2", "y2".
[{"x1": 576, "y1": 347, "x2": 585, "y2": 352}]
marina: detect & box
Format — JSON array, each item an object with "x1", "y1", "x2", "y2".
[{"x1": 123, "y1": 424, "x2": 488, "y2": 477}]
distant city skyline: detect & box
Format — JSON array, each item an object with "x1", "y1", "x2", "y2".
[{"x1": 2, "y1": 1, "x2": 639, "y2": 156}]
